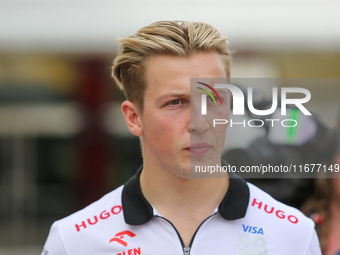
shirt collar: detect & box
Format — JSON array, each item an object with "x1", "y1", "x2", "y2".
[{"x1": 122, "y1": 162, "x2": 250, "y2": 225}]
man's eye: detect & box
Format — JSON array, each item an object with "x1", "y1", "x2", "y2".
[{"x1": 170, "y1": 99, "x2": 180, "y2": 105}]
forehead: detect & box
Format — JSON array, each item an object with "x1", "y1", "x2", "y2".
[{"x1": 144, "y1": 52, "x2": 227, "y2": 97}]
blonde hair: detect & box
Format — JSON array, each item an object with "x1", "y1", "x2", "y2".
[{"x1": 112, "y1": 20, "x2": 232, "y2": 111}]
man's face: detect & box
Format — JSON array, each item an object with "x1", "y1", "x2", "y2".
[{"x1": 139, "y1": 51, "x2": 229, "y2": 178}]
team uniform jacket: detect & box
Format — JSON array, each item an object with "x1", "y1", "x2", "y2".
[{"x1": 42, "y1": 166, "x2": 321, "y2": 255}]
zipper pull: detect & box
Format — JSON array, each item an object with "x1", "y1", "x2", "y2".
[{"x1": 183, "y1": 246, "x2": 190, "y2": 255}]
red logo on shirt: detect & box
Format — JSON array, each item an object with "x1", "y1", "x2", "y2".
[
  {"x1": 75, "y1": 205, "x2": 122, "y2": 232},
  {"x1": 251, "y1": 198, "x2": 299, "y2": 224},
  {"x1": 116, "y1": 247, "x2": 141, "y2": 255},
  {"x1": 110, "y1": 230, "x2": 136, "y2": 247}
]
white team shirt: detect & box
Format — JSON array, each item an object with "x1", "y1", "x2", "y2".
[{"x1": 42, "y1": 166, "x2": 321, "y2": 255}]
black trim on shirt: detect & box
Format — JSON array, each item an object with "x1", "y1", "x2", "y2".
[
  {"x1": 122, "y1": 166, "x2": 153, "y2": 225},
  {"x1": 218, "y1": 171, "x2": 250, "y2": 220},
  {"x1": 122, "y1": 162, "x2": 249, "y2": 225}
]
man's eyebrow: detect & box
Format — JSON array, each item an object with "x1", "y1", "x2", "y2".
[
  {"x1": 215, "y1": 88, "x2": 229, "y2": 93},
  {"x1": 156, "y1": 93, "x2": 188, "y2": 102},
  {"x1": 215, "y1": 88, "x2": 229, "y2": 95}
]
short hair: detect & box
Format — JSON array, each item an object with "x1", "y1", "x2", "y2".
[{"x1": 112, "y1": 20, "x2": 232, "y2": 111}]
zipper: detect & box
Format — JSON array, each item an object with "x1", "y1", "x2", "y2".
[
  {"x1": 156, "y1": 212, "x2": 217, "y2": 255},
  {"x1": 187, "y1": 213, "x2": 217, "y2": 249},
  {"x1": 183, "y1": 246, "x2": 190, "y2": 255}
]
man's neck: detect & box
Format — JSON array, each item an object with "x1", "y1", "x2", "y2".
[
  {"x1": 139, "y1": 159, "x2": 229, "y2": 246},
  {"x1": 139, "y1": 159, "x2": 229, "y2": 219}
]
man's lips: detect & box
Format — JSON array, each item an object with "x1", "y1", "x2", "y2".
[{"x1": 185, "y1": 143, "x2": 212, "y2": 155}]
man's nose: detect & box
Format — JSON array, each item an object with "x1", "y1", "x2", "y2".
[{"x1": 189, "y1": 102, "x2": 209, "y2": 133}]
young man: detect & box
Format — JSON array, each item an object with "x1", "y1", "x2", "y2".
[{"x1": 42, "y1": 21, "x2": 321, "y2": 255}]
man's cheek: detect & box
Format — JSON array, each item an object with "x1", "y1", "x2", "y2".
[
  {"x1": 210, "y1": 108, "x2": 229, "y2": 118},
  {"x1": 158, "y1": 123, "x2": 179, "y2": 148}
]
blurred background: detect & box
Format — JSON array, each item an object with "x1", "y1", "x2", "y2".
[{"x1": 0, "y1": 0, "x2": 340, "y2": 254}]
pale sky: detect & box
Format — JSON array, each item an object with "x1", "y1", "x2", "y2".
[{"x1": 1, "y1": 0, "x2": 339, "y2": 51}]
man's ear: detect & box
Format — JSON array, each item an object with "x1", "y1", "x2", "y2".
[{"x1": 121, "y1": 100, "x2": 144, "y2": 137}]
